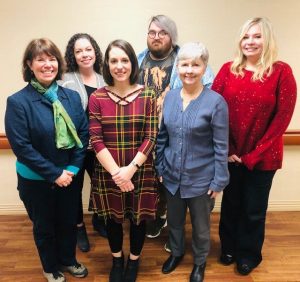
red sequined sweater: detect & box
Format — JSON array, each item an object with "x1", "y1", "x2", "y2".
[{"x1": 212, "y1": 61, "x2": 297, "y2": 170}]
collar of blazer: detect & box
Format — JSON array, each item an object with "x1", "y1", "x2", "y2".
[{"x1": 27, "y1": 83, "x2": 68, "y2": 103}]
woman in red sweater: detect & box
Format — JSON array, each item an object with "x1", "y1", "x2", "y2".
[{"x1": 212, "y1": 17, "x2": 297, "y2": 275}]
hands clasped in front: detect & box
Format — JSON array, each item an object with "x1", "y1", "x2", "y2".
[
  {"x1": 112, "y1": 166, "x2": 135, "y2": 192},
  {"x1": 55, "y1": 169, "x2": 74, "y2": 187}
]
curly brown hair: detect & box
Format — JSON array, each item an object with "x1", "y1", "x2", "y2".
[{"x1": 64, "y1": 33, "x2": 103, "y2": 74}]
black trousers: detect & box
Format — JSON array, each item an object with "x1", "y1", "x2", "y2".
[
  {"x1": 18, "y1": 174, "x2": 80, "y2": 273},
  {"x1": 76, "y1": 150, "x2": 95, "y2": 224},
  {"x1": 219, "y1": 164, "x2": 276, "y2": 267},
  {"x1": 106, "y1": 218, "x2": 146, "y2": 256}
]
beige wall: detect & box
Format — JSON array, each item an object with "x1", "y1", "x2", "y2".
[
  {"x1": 0, "y1": 0, "x2": 299, "y2": 131},
  {"x1": 0, "y1": 0, "x2": 299, "y2": 213}
]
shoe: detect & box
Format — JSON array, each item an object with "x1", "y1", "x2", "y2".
[
  {"x1": 162, "y1": 255, "x2": 184, "y2": 274},
  {"x1": 164, "y1": 240, "x2": 171, "y2": 253},
  {"x1": 43, "y1": 271, "x2": 66, "y2": 282},
  {"x1": 219, "y1": 253, "x2": 235, "y2": 265},
  {"x1": 146, "y1": 217, "x2": 167, "y2": 238},
  {"x1": 124, "y1": 256, "x2": 139, "y2": 282},
  {"x1": 77, "y1": 224, "x2": 90, "y2": 252},
  {"x1": 92, "y1": 213, "x2": 107, "y2": 238},
  {"x1": 61, "y1": 262, "x2": 88, "y2": 278},
  {"x1": 109, "y1": 255, "x2": 124, "y2": 282},
  {"x1": 190, "y1": 263, "x2": 206, "y2": 282},
  {"x1": 237, "y1": 263, "x2": 254, "y2": 275}
]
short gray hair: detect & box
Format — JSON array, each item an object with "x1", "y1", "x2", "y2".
[
  {"x1": 177, "y1": 42, "x2": 209, "y2": 65},
  {"x1": 148, "y1": 15, "x2": 178, "y2": 46}
]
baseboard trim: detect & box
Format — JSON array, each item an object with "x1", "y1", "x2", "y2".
[
  {"x1": 265, "y1": 201, "x2": 300, "y2": 211},
  {"x1": 1, "y1": 201, "x2": 300, "y2": 215}
]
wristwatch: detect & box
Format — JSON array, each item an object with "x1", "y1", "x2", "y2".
[{"x1": 131, "y1": 161, "x2": 141, "y2": 169}]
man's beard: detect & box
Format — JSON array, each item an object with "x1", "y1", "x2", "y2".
[
  {"x1": 148, "y1": 41, "x2": 172, "y2": 59},
  {"x1": 150, "y1": 49, "x2": 168, "y2": 59}
]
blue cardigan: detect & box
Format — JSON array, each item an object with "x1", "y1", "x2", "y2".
[
  {"x1": 155, "y1": 87, "x2": 229, "y2": 198},
  {"x1": 5, "y1": 84, "x2": 89, "y2": 183}
]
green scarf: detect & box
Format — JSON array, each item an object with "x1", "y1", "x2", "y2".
[{"x1": 31, "y1": 79, "x2": 83, "y2": 149}]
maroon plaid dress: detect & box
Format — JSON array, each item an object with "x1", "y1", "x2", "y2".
[{"x1": 89, "y1": 86, "x2": 158, "y2": 224}]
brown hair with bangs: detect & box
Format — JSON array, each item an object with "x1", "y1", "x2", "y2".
[
  {"x1": 103, "y1": 39, "x2": 139, "y2": 86},
  {"x1": 22, "y1": 38, "x2": 65, "y2": 82}
]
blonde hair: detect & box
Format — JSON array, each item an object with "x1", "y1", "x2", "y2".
[{"x1": 231, "y1": 17, "x2": 278, "y2": 81}]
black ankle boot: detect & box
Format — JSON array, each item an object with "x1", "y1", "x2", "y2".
[
  {"x1": 124, "y1": 256, "x2": 139, "y2": 282},
  {"x1": 190, "y1": 262, "x2": 206, "y2": 282},
  {"x1": 77, "y1": 224, "x2": 90, "y2": 252},
  {"x1": 109, "y1": 255, "x2": 124, "y2": 282}
]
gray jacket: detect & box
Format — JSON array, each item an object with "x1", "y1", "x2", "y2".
[{"x1": 60, "y1": 72, "x2": 105, "y2": 110}]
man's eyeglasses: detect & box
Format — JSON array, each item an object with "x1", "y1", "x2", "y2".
[{"x1": 148, "y1": 30, "x2": 168, "y2": 39}]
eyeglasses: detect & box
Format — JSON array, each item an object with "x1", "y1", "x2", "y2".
[{"x1": 148, "y1": 30, "x2": 168, "y2": 39}]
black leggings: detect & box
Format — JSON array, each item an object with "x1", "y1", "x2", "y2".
[{"x1": 106, "y1": 218, "x2": 146, "y2": 256}]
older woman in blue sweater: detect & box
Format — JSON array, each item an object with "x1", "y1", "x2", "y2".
[{"x1": 156, "y1": 42, "x2": 229, "y2": 282}]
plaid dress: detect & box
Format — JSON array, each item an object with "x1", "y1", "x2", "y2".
[{"x1": 89, "y1": 86, "x2": 158, "y2": 224}]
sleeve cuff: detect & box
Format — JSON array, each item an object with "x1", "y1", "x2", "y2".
[
  {"x1": 66, "y1": 165, "x2": 80, "y2": 175},
  {"x1": 241, "y1": 155, "x2": 255, "y2": 170}
]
